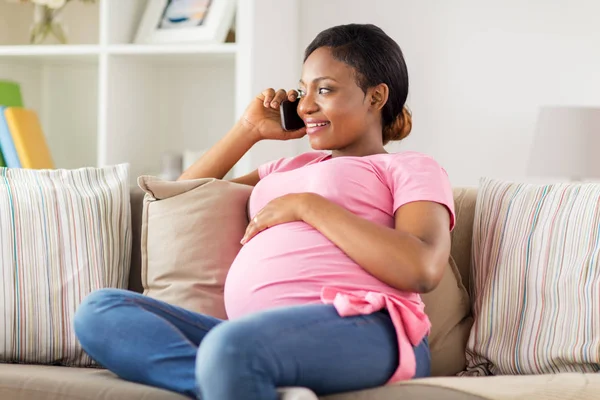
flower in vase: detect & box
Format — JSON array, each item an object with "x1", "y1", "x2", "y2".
[
  {"x1": 44, "y1": 0, "x2": 67, "y2": 9},
  {"x1": 6, "y1": 0, "x2": 96, "y2": 44}
]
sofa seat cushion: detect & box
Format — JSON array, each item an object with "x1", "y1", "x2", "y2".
[
  {"x1": 3, "y1": 364, "x2": 598, "y2": 400},
  {"x1": 0, "y1": 364, "x2": 187, "y2": 400},
  {"x1": 322, "y1": 373, "x2": 600, "y2": 400}
]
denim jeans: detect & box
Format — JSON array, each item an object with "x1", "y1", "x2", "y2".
[{"x1": 74, "y1": 288, "x2": 430, "y2": 400}]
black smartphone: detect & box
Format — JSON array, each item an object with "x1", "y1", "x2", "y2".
[{"x1": 279, "y1": 99, "x2": 305, "y2": 131}]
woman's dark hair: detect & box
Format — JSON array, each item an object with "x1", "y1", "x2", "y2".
[{"x1": 304, "y1": 24, "x2": 412, "y2": 144}]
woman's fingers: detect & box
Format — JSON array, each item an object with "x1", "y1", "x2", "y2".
[
  {"x1": 260, "y1": 88, "x2": 297, "y2": 109},
  {"x1": 242, "y1": 214, "x2": 263, "y2": 245},
  {"x1": 262, "y1": 88, "x2": 276, "y2": 107},
  {"x1": 270, "y1": 89, "x2": 288, "y2": 109},
  {"x1": 287, "y1": 89, "x2": 298, "y2": 102}
]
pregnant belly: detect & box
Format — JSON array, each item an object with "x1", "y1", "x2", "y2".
[{"x1": 223, "y1": 222, "x2": 387, "y2": 319}]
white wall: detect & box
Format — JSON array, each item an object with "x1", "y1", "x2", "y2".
[
  {"x1": 294, "y1": 0, "x2": 600, "y2": 186},
  {"x1": 234, "y1": 0, "x2": 302, "y2": 177}
]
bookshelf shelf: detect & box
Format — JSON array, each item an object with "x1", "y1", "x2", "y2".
[
  {"x1": 0, "y1": 45, "x2": 101, "y2": 57},
  {"x1": 0, "y1": 46, "x2": 100, "y2": 65},
  {"x1": 106, "y1": 43, "x2": 237, "y2": 55}
]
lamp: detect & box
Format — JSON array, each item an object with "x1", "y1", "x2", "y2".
[{"x1": 527, "y1": 106, "x2": 600, "y2": 181}]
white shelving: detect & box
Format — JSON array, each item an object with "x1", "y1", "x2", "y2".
[
  {"x1": 0, "y1": 0, "x2": 301, "y2": 181},
  {"x1": 0, "y1": 44, "x2": 237, "y2": 57},
  {"x1": 0, "y1": 45, "x2": 101, "y2": 57}
]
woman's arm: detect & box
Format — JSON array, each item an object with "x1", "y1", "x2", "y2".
[
  {"x1": 302, "y1": 195, "x2": 451, "y2": 293},
  {"x1": 178, "y1": 122, "x2": 261, "y2": 186},
  {"x1": 178, "y1": 88, "x2": 305, "y2": 186},
  {"x1": 242, "y1": 193, "x2": 452, "y2": 293}
]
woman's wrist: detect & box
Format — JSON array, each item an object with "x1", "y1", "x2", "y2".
[
  {"x1": 235, "y1": 118, "x2": 262, "y2": 145},
  {"x1": 298, "y1": 193, "x2": 325, "y2": 223}
]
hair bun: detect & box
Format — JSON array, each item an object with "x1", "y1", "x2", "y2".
[{"x1": 383, "y1": 107, "x2": 412, "y2": 144}]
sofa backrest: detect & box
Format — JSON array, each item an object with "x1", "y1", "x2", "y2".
[
  {"x1": 126, "y1": 187, "x2": 479, "y2": 297},
  {"x1": 129, "y1": 187, "x2": 145, "y2": 294},
  {"x1": 449, "y1": 188, "x2": 478, "y2": 296}
]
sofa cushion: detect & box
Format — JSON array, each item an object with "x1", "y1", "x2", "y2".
[
  {"x1": 420, "y1": 256, "x2": 472, "y2": 376},
  {"x1": 463, "y1": 178, "x2": 600, "y2": 375},
  {"x1": 449, "y1": 187, "x2": 478, "y2": 293},
  {"x1": 323, "y1": 373, "x2": 600, "y2": 400},
  {"x1": 0, "y1": 164, "x2": 131, "y2": 366},
  {"x1": 0, "y1": 364, "x2": 187, "y2": 400},
  {"x1": 414, "y1": 187, "x2": 476, "y2": 377},
  {"x1": 138, "y1": 176, "x2": 252, "y2": 319},
  {"x1": 2, "y1": 364, "x2": 598, "y2": 400}
]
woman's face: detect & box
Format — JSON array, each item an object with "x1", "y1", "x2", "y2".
[{"x1": 298, "y1": 47, "x2": 377, "y2": 151}]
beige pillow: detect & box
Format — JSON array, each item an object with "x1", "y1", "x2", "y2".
[
  {"x1": 421, "y1": 256, "x2": 473, "y2": 376},
  {"x1": 0, "y1": 164, "x2": 131, "y2": 366},
  {"x1": 138, "y1": 176, "x2": 252, "y2": 319}
]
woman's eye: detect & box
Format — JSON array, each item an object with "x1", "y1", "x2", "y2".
[
  {"x1": 297, "y1": 89, "x2": 305, "y2": 98},
  {"x1": 318, "y1": 88, "x2": 331, "y2": 95}
]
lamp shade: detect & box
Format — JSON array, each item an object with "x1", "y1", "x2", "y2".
[{"x1": 527, "y1": 106, "x2": 600, "y2": 180}]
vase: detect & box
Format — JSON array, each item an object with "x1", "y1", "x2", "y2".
[{"x1": 30, "y1": 4, "x2": 68, "y2": 45}]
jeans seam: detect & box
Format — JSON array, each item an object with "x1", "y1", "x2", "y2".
[
  {"x1": 248, "y1": 340, "x2": 267, "y2": 400},
  {"x1": 123, "y1": 295, "x2": 217, "y2": 332}
]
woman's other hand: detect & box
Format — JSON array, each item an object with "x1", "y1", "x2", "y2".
[{"x1": 240, "y1": 88, "x2": 307, "y2": 142}]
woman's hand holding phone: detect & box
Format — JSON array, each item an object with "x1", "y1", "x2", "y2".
[{"x1": 240, "y1": 88, "x2": 306, "y2": 142}]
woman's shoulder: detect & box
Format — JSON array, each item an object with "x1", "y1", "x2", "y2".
[
  {"x1": 376, "y1": 151, "x2": 445, "y2": 172},
  {"x1": 386, "y1": 150, "x2": 438, "y2": 161}
]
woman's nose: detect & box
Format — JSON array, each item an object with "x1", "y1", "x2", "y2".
[{"x1": 298, "y1": 93, "x2": 318, "y2": 116}]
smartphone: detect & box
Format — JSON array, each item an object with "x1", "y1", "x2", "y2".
[{"x1": 279, "y1": 98, "x2": 305, "y2": 131}]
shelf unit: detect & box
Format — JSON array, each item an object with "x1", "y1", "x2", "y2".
[{"x1": 0, "y1": 0, "x2": 302, "y2": 182}]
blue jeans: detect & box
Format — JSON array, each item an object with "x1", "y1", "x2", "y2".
[{"x1": 74, "y1": 288, "x2": 430, "y2": 400}]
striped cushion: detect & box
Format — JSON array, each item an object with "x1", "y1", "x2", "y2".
[
  {"x1": 462, "y1": 178, "x2": 600, "y2": 376},
  {"x1": 0, "y1": 164, "x2": 131, "y2": 366}
]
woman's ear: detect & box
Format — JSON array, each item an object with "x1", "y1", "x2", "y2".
[{"x1": 368, "y1": 83, "x2": 389, "y2": 111}]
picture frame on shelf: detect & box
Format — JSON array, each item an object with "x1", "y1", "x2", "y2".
[{"x1": 134, "y1": 0, "x2": 236, "y2": 45}]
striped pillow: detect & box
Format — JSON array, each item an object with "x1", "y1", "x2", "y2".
[
  {"x1": 462, "y1": 178, "x2": 600, "y2": 376},
  {"x1": 0, "y1": 164, "x2": 131, "y2": 366}
]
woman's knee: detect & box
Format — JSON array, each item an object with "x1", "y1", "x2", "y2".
[
  {"x1": 195, "y1": 320, "x2": 270, "y2": 385},
  {"x1": 74, "y1": 288, "x2": 131, "y2": 346}
]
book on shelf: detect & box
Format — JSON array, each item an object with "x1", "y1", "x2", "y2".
[
  {"x1": 0, "y1": 80, "x2": 23, "y2": 108},
  {"x1": 0, "y1": 80, "x2": 24, "y2": 168},
  {"x1": 0, "y1": 106, "x2": 22, "y2": 168},
  {"x1": 4, "y1": 107, "x2": 54, "y2": 169}
]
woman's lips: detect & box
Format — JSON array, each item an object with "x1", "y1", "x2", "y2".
[{"x1": 306, "y1": 121, "x2": 330, "y2": 135}]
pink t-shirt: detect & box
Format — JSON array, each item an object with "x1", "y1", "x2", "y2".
[{"x1": 224, "y1": 151, "x2": 455, "y2": 382}]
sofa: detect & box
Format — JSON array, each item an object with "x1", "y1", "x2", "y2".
[{"x1": 1, "y1": 186, "x2": 599, "y2": 400}]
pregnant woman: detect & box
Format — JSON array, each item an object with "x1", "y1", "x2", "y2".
[{"x1": 74, "y1": 23, "x2": 455, "y2": 400}]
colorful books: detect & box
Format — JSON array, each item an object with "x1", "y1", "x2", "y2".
[
  {"x1": 4, "y1": 107, "x2": 54, "y2": 169},
  {"x1": 0, "y1": 106, "x2": 21, "y2": 168},
  {"x1": 0, "y1": 81, "x2": 54, "y2": 169}
]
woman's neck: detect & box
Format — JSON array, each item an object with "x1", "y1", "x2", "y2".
[{"x1": 330, "y1": 127, "x2": 387, "y2": 158}]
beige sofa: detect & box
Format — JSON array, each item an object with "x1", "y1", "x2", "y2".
[{"x1": 1, "y1": 187, "x2": 599, "y2": 400}]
